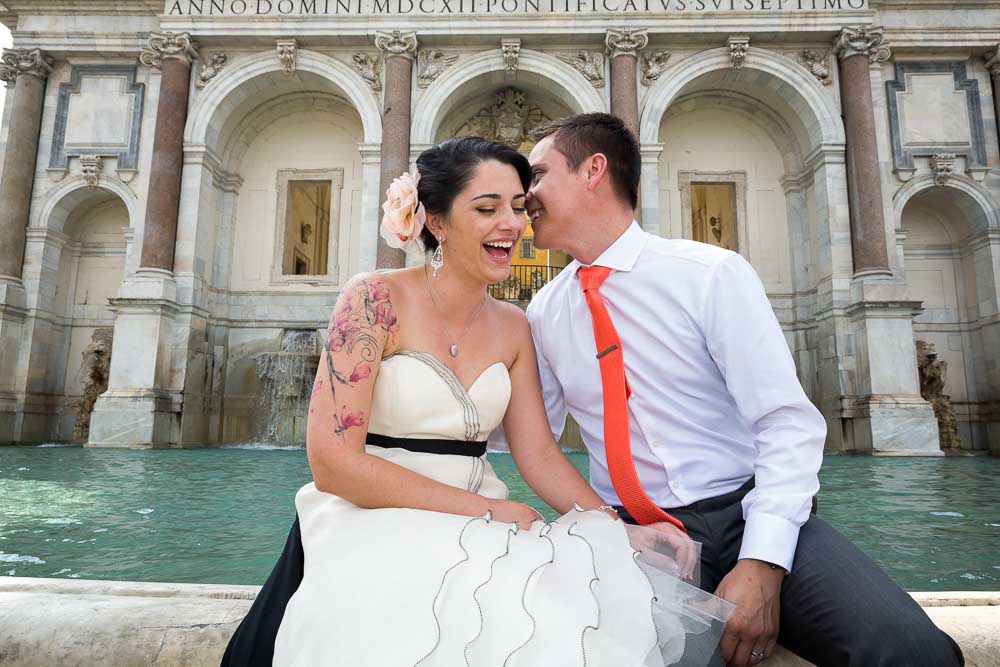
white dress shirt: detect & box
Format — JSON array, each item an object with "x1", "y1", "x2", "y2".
[{"x1": 525, "y1": 222, "x2": 826, "y2": 572}]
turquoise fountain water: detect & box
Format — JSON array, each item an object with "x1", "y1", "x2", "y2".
[{"x1": 1, "y1": 446, "x2": 997, "y2": 591}]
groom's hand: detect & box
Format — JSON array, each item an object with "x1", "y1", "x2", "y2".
[{"x1": 715, "y1": 559, "x2": 784, "y2": 667}]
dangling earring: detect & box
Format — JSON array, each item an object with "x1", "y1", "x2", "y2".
[{"x1": 430, "y1": 237, "x2": 445, "y2": 277}]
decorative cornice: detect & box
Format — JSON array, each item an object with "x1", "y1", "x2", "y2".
[
  {"x1": 799, "y1": 49, "x2": 832, "y2": 85},
  {"x1": 501, "y1": 39, "x2": 520, "y2": 76},
  {"x1": 139, "y1": 32, "x2": 199, "y2": 69},
  {"x1": 985, "y1": 44, "x2": 1000, "y2": 79},
  {"x1": 416, "y1": 49, "x2": 457, "y2": 88},
  {"x1": 196, "y1": 52, "x2": 227, "y2": 89},
  {"x1": 833, "y1": 26, "x2": 891, "y2": 63},
  {"x1": 374, "y1": 30, "x2": 418, "y2": 59},
  {"x1": 557, "y1": 51, "x2": 605, "y2": 88},
  {"x1": 605, "y1": 28, "x2": 648, "y2": 59},
  {"x1": 639, "y1": 50, "x2": 670, "y2": 87},
  {"x1": 0, "y1": 48, "x2": 54, "y2": 84},
  {"x1": 276, "y1": 39, "x2": 297, "y2": 74},
  {"x1": 728, "y1": 35, "x2": 750, "y2": 71}
]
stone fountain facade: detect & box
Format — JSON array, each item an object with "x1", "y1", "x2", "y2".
[{"x1": 0, "y1": 1, "x2": 998, "y2": 453}]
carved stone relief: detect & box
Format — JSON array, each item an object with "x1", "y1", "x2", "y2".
[
  {"x1": 417, "y1": 49, "x2": 458, "y2": 88},
  {"x1": 640, "y1": 50, "x2": 670, "y2": 86},
  {"x1": 352, "y1": 53, "x2": 382, "y2": 93},
  {"x1": 196, "y1": 53, "x2": 227, "y2": 89},
  {"x1": 501, "y1": 39, "x2": 521, "y2": 76},
  {"x1": 728, "y1": 36, "x2": 750, "y2": 71},
  {"x1": 79, "y1": 155, "x2": 103, "y2": 187},
  {"x1": 454, "y1": 88, "x2": 551, "y2": 148},
  {"x1": 558, "y1": 51, "x2": 604, "y2": 88},
  {"x1": 277, "y1": 39, "x2": 297, "y2": 74},
  {"x1": 799, "y1": 49, "x2": 831, "y2": 85}
]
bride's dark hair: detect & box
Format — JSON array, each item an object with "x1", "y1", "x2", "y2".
[{"x1": 415, "y1": 136, "x2": 532, "y2": 252}]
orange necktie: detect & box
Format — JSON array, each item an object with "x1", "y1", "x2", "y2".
[{"x1": 578, "y1": 266, "x2": 686, "y2": 531}]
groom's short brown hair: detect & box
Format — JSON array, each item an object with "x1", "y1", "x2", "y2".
[{"x1": 529, "y1": 113, "x2": 640, "y2": 210}]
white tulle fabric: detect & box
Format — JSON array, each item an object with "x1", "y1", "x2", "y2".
[{"x1": 272, "y1": 353, "x2": 731, "y2": 666}]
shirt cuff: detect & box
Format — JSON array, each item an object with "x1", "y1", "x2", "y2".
[{"x1": 738, "y1": 510, "x2": 801, "y2": 573}]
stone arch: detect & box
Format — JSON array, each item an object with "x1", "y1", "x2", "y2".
[
  {"x1": 185, "y1": 49, "x2": 382, "y2": 147},
  {"x1": 31, "y1": 176, "x2": 138, "y2": 234},
  {"x1": 899, "y1": 176, "x2": 1000, "y2": 450},
  {"x1": 411, "y1": 49, "x2": 605, "y2": 145},
  {"x1": 219, "y1": 91, "x2": 360, "y2": 168},
  {"x1": 662, "y1": 89, "x2": 806, "y2": 174},
  {"x1": 893, "y1": 175, "x2": 1000, "y2": 233},
  {"x1": 640, "y1": 47, "x2": 845, "y2": 150}
]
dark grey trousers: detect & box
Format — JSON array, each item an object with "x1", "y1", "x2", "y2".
[{"x1": 617, "y1": 481, "x2": 964, "y2": 667}]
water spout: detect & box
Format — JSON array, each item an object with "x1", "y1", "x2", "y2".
[{"x1": 252, "y1": 330, "x2": 320, "y2": 444}]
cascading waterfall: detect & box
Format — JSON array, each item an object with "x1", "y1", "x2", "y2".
[{"x1": 252, "y1": 330, "x2": 320, "y2": 444}]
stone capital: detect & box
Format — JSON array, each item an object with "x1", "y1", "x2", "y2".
[
  {"x1": 605, "y1": 28, "x2": 648, "y2": 59},
  {"x1": 0, "y1": 48, "x2": 54, "y2": 84},
  {"x1": 833, "y1": 26, "x2": 891, "y2": 64},
  {"x1": 984, "y1": 44, "x2": 1000, "y2": 79},
  {"x1": 374, "y1": 30, "x2": 418, "y2": 60},
  {"x1": 139, "y1": 32, "x2": 199, "y2": 70}
]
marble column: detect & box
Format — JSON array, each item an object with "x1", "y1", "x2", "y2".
[
  {"x1": 606, "y1": 29, "x2": 647, "y2": 221},
  {"x1": 0, "y1": 49, "x2": 53, "y2": 282},
  {"x1": 374, "y1": 30, "x2": 418, "y2": 269},
  {"x1": 985, "y1": 45, "x2": 1000, "y2": 147},
  {"x1": 833, "y1": 26, "x2": 892, "y2": 277},
  {"x1": 137, "y1": 32, "x2": 199, "y2": 273},
  {"x1": 605, "y1": 28, "x2": 646, "y2": 138}
]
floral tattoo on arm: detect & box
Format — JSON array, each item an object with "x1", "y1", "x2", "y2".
[{"x1": 314, "y1": 277, "x2": 399, "y2": 439}]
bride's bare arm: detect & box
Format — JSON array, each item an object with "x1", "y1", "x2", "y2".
[
  {"x1": 306, "y1": 275, "x2": 535, "y2": 526},
  {"x1": 502, "y1": 309, "x2": 612, "y2": 516}
]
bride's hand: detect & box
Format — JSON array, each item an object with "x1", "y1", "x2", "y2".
[{"x1": 489, "y1": 500, "x2": 541, "y2": 531}]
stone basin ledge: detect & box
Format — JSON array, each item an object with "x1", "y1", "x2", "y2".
[{"x1": 0, "y1": 578, "x2": 997, "y2": 666}]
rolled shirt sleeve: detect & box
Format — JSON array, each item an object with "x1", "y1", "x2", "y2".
[
  {"x1": 526, "y1": 301, "x2": 569, "y2": 443},
  {"x1": 701, "y1": 252, "x2": 826, "y2": 572}
]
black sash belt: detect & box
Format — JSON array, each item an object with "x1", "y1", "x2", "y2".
[{"x1": 365, "y1": 432, "x2": 487, "y2": 457}]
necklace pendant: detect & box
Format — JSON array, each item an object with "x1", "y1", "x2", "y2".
[{"x1": 449, "y1": 344, "x2": 459, "y2": 358}]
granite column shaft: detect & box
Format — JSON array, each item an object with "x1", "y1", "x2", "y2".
[
  {"x1": 836, "y1": 47, "x2": 890, "y2": 275},
  {"x1": 140, "y1": 52, "x2": 194, "y2": 272},
  {"x1": 375, "y1": 31, "x2": 418, "y2": 269},
  {"x1": 0, "y1": 49, "x2": 53, "y2": 280}
]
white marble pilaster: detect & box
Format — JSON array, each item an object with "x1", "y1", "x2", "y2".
[
  {"x1": 639, "y1": 143, "x2": 664, "y2": 235},
  {"x1": 358, "y1": 143, "x2": 382, "y2": 275}
]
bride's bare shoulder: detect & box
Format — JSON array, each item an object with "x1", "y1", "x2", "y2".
[{"x1": 491, "y1": 299, "x2": 531, "y2": 338}]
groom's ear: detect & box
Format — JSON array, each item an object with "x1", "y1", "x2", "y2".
[{"x1": 582, "y1": 153, "x2": 610, "y2": 193}]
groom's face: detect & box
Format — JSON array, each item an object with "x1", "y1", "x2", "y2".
[{"x1": 526, "y1": 135, "x2": 585, "y2": 251}]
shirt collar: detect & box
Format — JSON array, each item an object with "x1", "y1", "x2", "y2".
[{"x1": 582, "y1": 220, "x2": 646, "y2": 273}]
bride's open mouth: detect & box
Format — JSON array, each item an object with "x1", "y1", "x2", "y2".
[{"x1": 483, "y1": 239, "x2": 514, "y2": 263}]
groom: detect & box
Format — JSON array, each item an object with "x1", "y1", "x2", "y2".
[{"x1": 523, "y1": 113, "x2": 963, "y2": 667}]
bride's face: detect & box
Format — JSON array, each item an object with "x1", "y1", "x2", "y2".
[{"x1": 431, "y1": 159, "x2": 528, "y2": 286}]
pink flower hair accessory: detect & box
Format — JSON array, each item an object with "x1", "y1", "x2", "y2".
[{"x1": 379, "y1": 171, "x2": 426, "y2": 250}]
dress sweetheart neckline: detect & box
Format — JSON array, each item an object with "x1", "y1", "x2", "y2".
[{"x1": 383, "y1": 350, "x2": 508, "y2": 397}]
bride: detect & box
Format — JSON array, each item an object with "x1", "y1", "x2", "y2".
[{"x1": 222, "y1": 136, "x2": 731, "y2": 666}]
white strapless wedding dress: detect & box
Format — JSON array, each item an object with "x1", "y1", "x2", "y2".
[{"x1": 272, "y1": 351, "x2": 730, "y2": 666}]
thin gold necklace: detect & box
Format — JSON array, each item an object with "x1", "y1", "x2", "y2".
[{"x1": 426, "y1": 274, "x2": 487, "y2": 358}]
